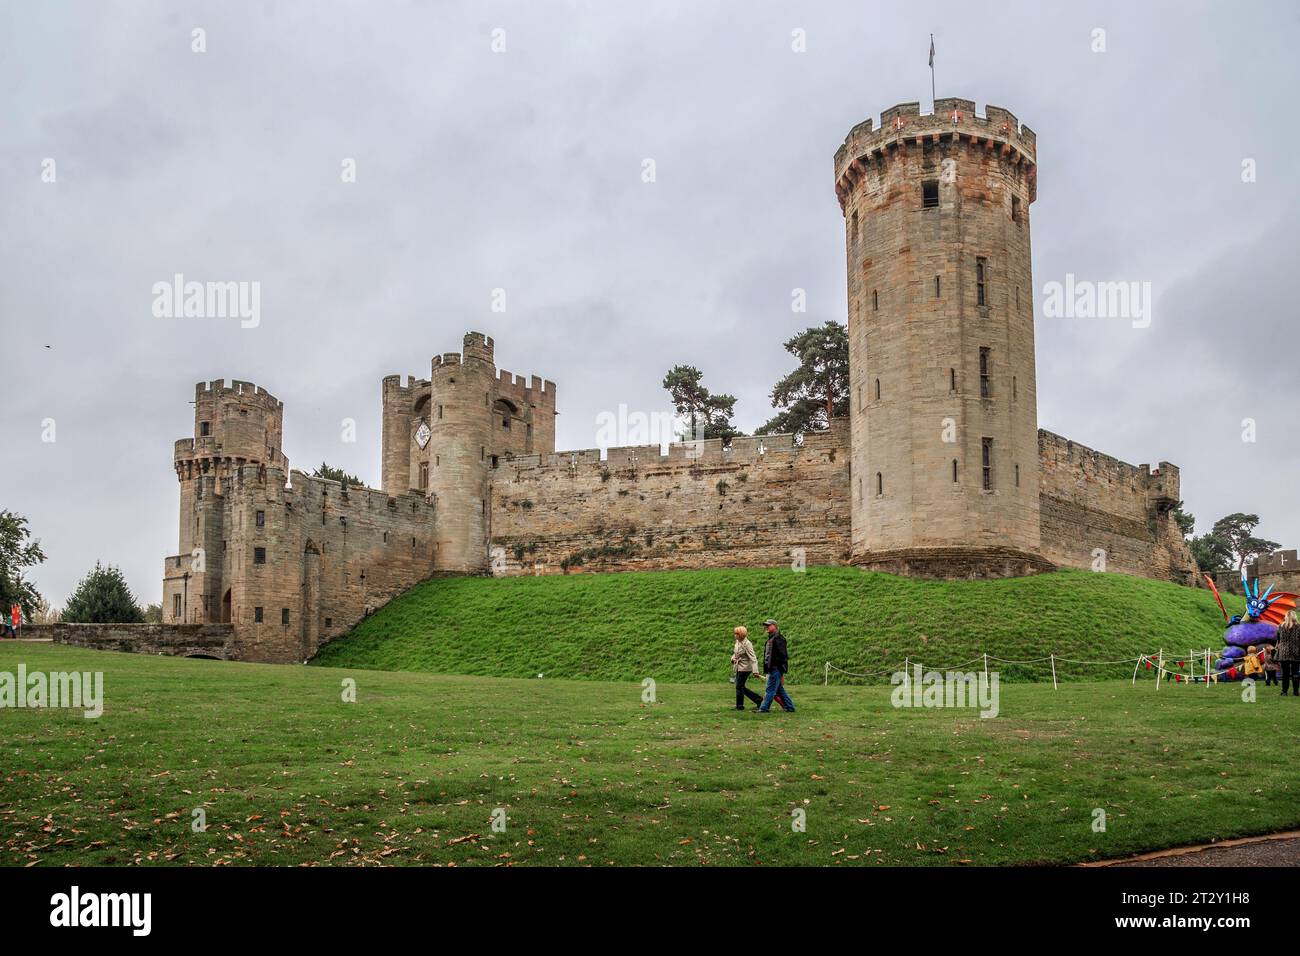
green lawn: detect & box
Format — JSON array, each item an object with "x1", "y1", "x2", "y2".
[
  {"x1": 313, "y1": 567, "x2": 1236, "y2": 684},
  {"x1": 3, "y1": 642, "x2": 1295, "y2": 867}
]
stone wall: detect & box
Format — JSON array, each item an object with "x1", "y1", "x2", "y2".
[
  {"x1": 1038, "y1": 429, "x2": 1197, "y2": 585},
  {"x1": 34, "y1": 623, "x2": 236, "y2": 659},
  {"x1": 489, "y1": 422, "x2": 851, "y2": 575}
]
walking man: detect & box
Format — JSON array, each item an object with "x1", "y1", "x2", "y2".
[{"x1": 758, "y1": 619, "x2": 795, "y2": 713}]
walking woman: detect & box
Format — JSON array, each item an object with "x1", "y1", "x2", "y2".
[
  {"x1": 1276, "y1": 610, "x2": 1300, "y2": 697},
  {"x1": 732, "y1": 626, "x2": 763, "y2": 710}
]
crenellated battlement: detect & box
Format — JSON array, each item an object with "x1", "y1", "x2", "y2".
[
  {"x1": 834, "y1": 98, "x2": 1037, "y2": 208},
  {"x1": 495, "y1": 367, "x2": 556, "y2": 408},
  {"x1": 501, "y1": 422, "x2": 846, "y2": 476},
  {"x1": 195, "y1": 379, "x2": 283, "y2": 410}
]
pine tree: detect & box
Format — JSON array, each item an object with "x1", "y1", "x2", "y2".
[{"x1": 62, "y1": 562, "x2": 145, "y2": 624}]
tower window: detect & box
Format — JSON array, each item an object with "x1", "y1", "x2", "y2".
[
  {"x1": 173, "y1": 594, "x2": 181, "y2": 619},
  {"x1": 952, "y1": 459, "x2": 959, "y2": 483},
  {"x1": 1011, "y1": 195, "x2": 1021, "y2": 224},
  {"x1": 934, "y1": 275, "x2": 941, "y2": 298},
  {"x1": 979, "y1": 348, "x2": 991, "y2": 399},
  {"x1": 281, "y1": 608, "x2": 290, "y2": 626},
  {"x1": 982, "y1": 438, "x2": 994, "y2": 490},
  {"x1": 872, "y1": 289, "x2": 879, "y2": 311},
  {"x1": 418, "y1": 461, "x2": 428, "y2": 490},
  {"x1": 254, "y1": 547, "x2": 266, "y2": 564},
  {"x1": 1015, "y1": 286, "x2": 1020, "y2": 309},
  {"x1": 481, "y1": 446, "x2": 485, "y2": 461},
  {"x1": 949, "y1": 368, "x2": 956, "y2": 392},
  {"x1": 254, "y1": 606, "x2": 264, "y2": 623},
  {"x1": 874, "y1": 378, "x2": 881, "y2": 400},
  {"x1": 1015, "y1": 463, "x2": 1021, "y2": 487},
  {"x1": 255, "y1": 510, "x2": 265, "y2": 528},
  {"x1": 976, "y1": 257, "x2": 987, "y2": 307},
  {"x1": 502, "y1": 416, "x2": 510, "y2": 429},
  {"x1": 200, "y1": 421, "x2": 211, "y2": 437},
  {"x1": 438, "y1": 405, "x2": 444, "y2": 419},
  {"x1": 876, "y1": 472, "x2": 883, "y2": 496},
  {"x1": 1013, "y1": 376, "x2": 1018, "y2": 401},
  {"x1": 922, "y1": 180, "x2": 939, "y2": 208}
]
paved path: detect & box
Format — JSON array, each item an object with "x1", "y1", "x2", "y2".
[{"x1": 1087, "y1": 831, "x2": 1300, "y2": 867}]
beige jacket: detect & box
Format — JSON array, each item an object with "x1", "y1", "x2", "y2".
[{"x1": 732, "y1": 638, "x2": 760, "y2": 674}]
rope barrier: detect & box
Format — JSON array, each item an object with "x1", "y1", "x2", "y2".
[{"x1": 823, "y1": 648, "x2": 1226, "y2": 687}]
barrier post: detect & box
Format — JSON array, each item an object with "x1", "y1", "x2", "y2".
[
  {"x1": 1132, "y1": 655, "x2": 1142, "y2": 684},
  {"x1": 1156, "y1": 648, "x2": 1163, "y2": 690},
  {"x1": 983, "y1": 653, "x2": 988, "y2": 681},
  {"x1": 824, "y1": 662, "x2": 829, "y2": 686},
  {"x1": 1050, "y1": 653, "x2": 1057, "y2": 690}
]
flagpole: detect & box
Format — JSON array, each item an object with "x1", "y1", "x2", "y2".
[{"x1": 929, "y1": 33, "x2": 936, "y2": 109}]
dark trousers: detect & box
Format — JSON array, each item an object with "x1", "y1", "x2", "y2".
[
  {"x1": 1282, "y1": 662, "x2": 1300, "y2": 695},
  {"x1": 1265, "y1": 670, "x2": 1278, "y2": 686},
  {"x1": 735, "y1": 671, "x2": 763, "y2": 709}
]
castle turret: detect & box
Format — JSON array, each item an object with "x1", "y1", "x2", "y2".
[
  {"x1": 836, "y1": 99, "x2": 1049, "y2": 577},
  {"x1": 425, "y1": 333, "x2": 498, "y2": 573},
  {"x1": 166, "y1": 380, "x2": 286, "y2": 622},
  {"x1": 381, "y1": 375, "x2": 415, "y2": 496}
]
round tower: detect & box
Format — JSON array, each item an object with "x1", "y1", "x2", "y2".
[
  {"x1": 835, "y1": 98, "x2": 1050, "y2": 578},
  {"x1": 425, "y1": 332, "x2": 496, "y2": 573}
]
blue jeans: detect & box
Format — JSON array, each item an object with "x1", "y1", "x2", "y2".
[{"x1": 759, "y1": 669, "x2": 794, "y2": 712}]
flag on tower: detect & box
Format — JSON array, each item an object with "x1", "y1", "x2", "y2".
[{"x1": 929, "y1": 36, "x2": 935, "y2": 67}]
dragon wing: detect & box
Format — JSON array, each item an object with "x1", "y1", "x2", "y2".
[
  {"x1": 1260, "y1": 592, "x2": 1297, "y2": 627},
  {"x1": 1204, "y1": 574, "x2": 1228, "y2": 623}
]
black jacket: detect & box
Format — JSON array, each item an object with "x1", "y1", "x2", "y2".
[{"x1": 764, "y1": 631, "x2": 789, "y2": 673}]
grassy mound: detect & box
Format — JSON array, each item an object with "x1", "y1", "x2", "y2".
[{"x1": 311, "y1": 567, "x2": 1237, "y2": 683}]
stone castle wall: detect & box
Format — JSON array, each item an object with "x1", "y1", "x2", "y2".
[
  {"x1": 1038, "y1": 429, "x2": 1197, "y2": 585},
  {"x1": 488, "y1": 422, "x2": 851, "y2": 575}
]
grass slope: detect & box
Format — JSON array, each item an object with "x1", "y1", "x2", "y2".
[
  {"x1": 2, "y1": 643, "x2": 1295, "y2": 867},
  {"x1": 312, "y1": 567, "x2": 1237, "y2": 683}
]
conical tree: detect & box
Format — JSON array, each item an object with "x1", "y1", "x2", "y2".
[{"x1": 62, "y1": 562, "x2": 145, "y2": 624}]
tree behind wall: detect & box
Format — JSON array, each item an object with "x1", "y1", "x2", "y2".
[
  {"x1": 62, "y1": 562, "x2": 146, "y2": 624},
  {"x1": 756, "y1": 321, "x2": 849, "y2": 435},
  {"x1": 1210, "y1": 513, "x2": 1279, "y2": 575},
  {"x1": 0, "y1": 510, "x2": 46, "y2": 623}
]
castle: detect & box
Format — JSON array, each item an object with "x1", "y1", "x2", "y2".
[{"x1": 161, "y1": 98, "x2": 1197, "y2": 663}]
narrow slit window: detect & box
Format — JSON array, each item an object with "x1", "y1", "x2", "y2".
[
  {"x1": 872, "y1": 289, "x2": 879, "y2": 311},
  {"x1": 876, "y1": 472, "x2": 883, "y2": 496},
  {"x1": 952, "y1": 459, "x2": 958, "y2": 483},
  {"x1": 934, "y1": 275, "x2": 941, "y2": 298},
  {"x1": 982, "y1": 438, "x2": 994, "y2": 491},
  {"x1": 979, "y1": 348, "x2": 991, "y2": 399},
  {"x1": 949, "y1": 368, "x2": 956, "y2": 392},
  {"x1": 976, "y1": 257, "x2": 987, "y2": 307},
  {"x1": 922, "y1": 180, "x2": 939, "y2": 208},
  {"x1": 874, "y1": 378, "x2": 881, "y2": 400}
]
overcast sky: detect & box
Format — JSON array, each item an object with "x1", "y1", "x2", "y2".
[{"x1": 2, "y1": 0, "x2": 1297, "y2": 608}]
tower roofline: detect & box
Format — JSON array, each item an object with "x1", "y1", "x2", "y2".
[{"x1": 835, "y1": 98, "x2": 1037, "y2": 209}]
